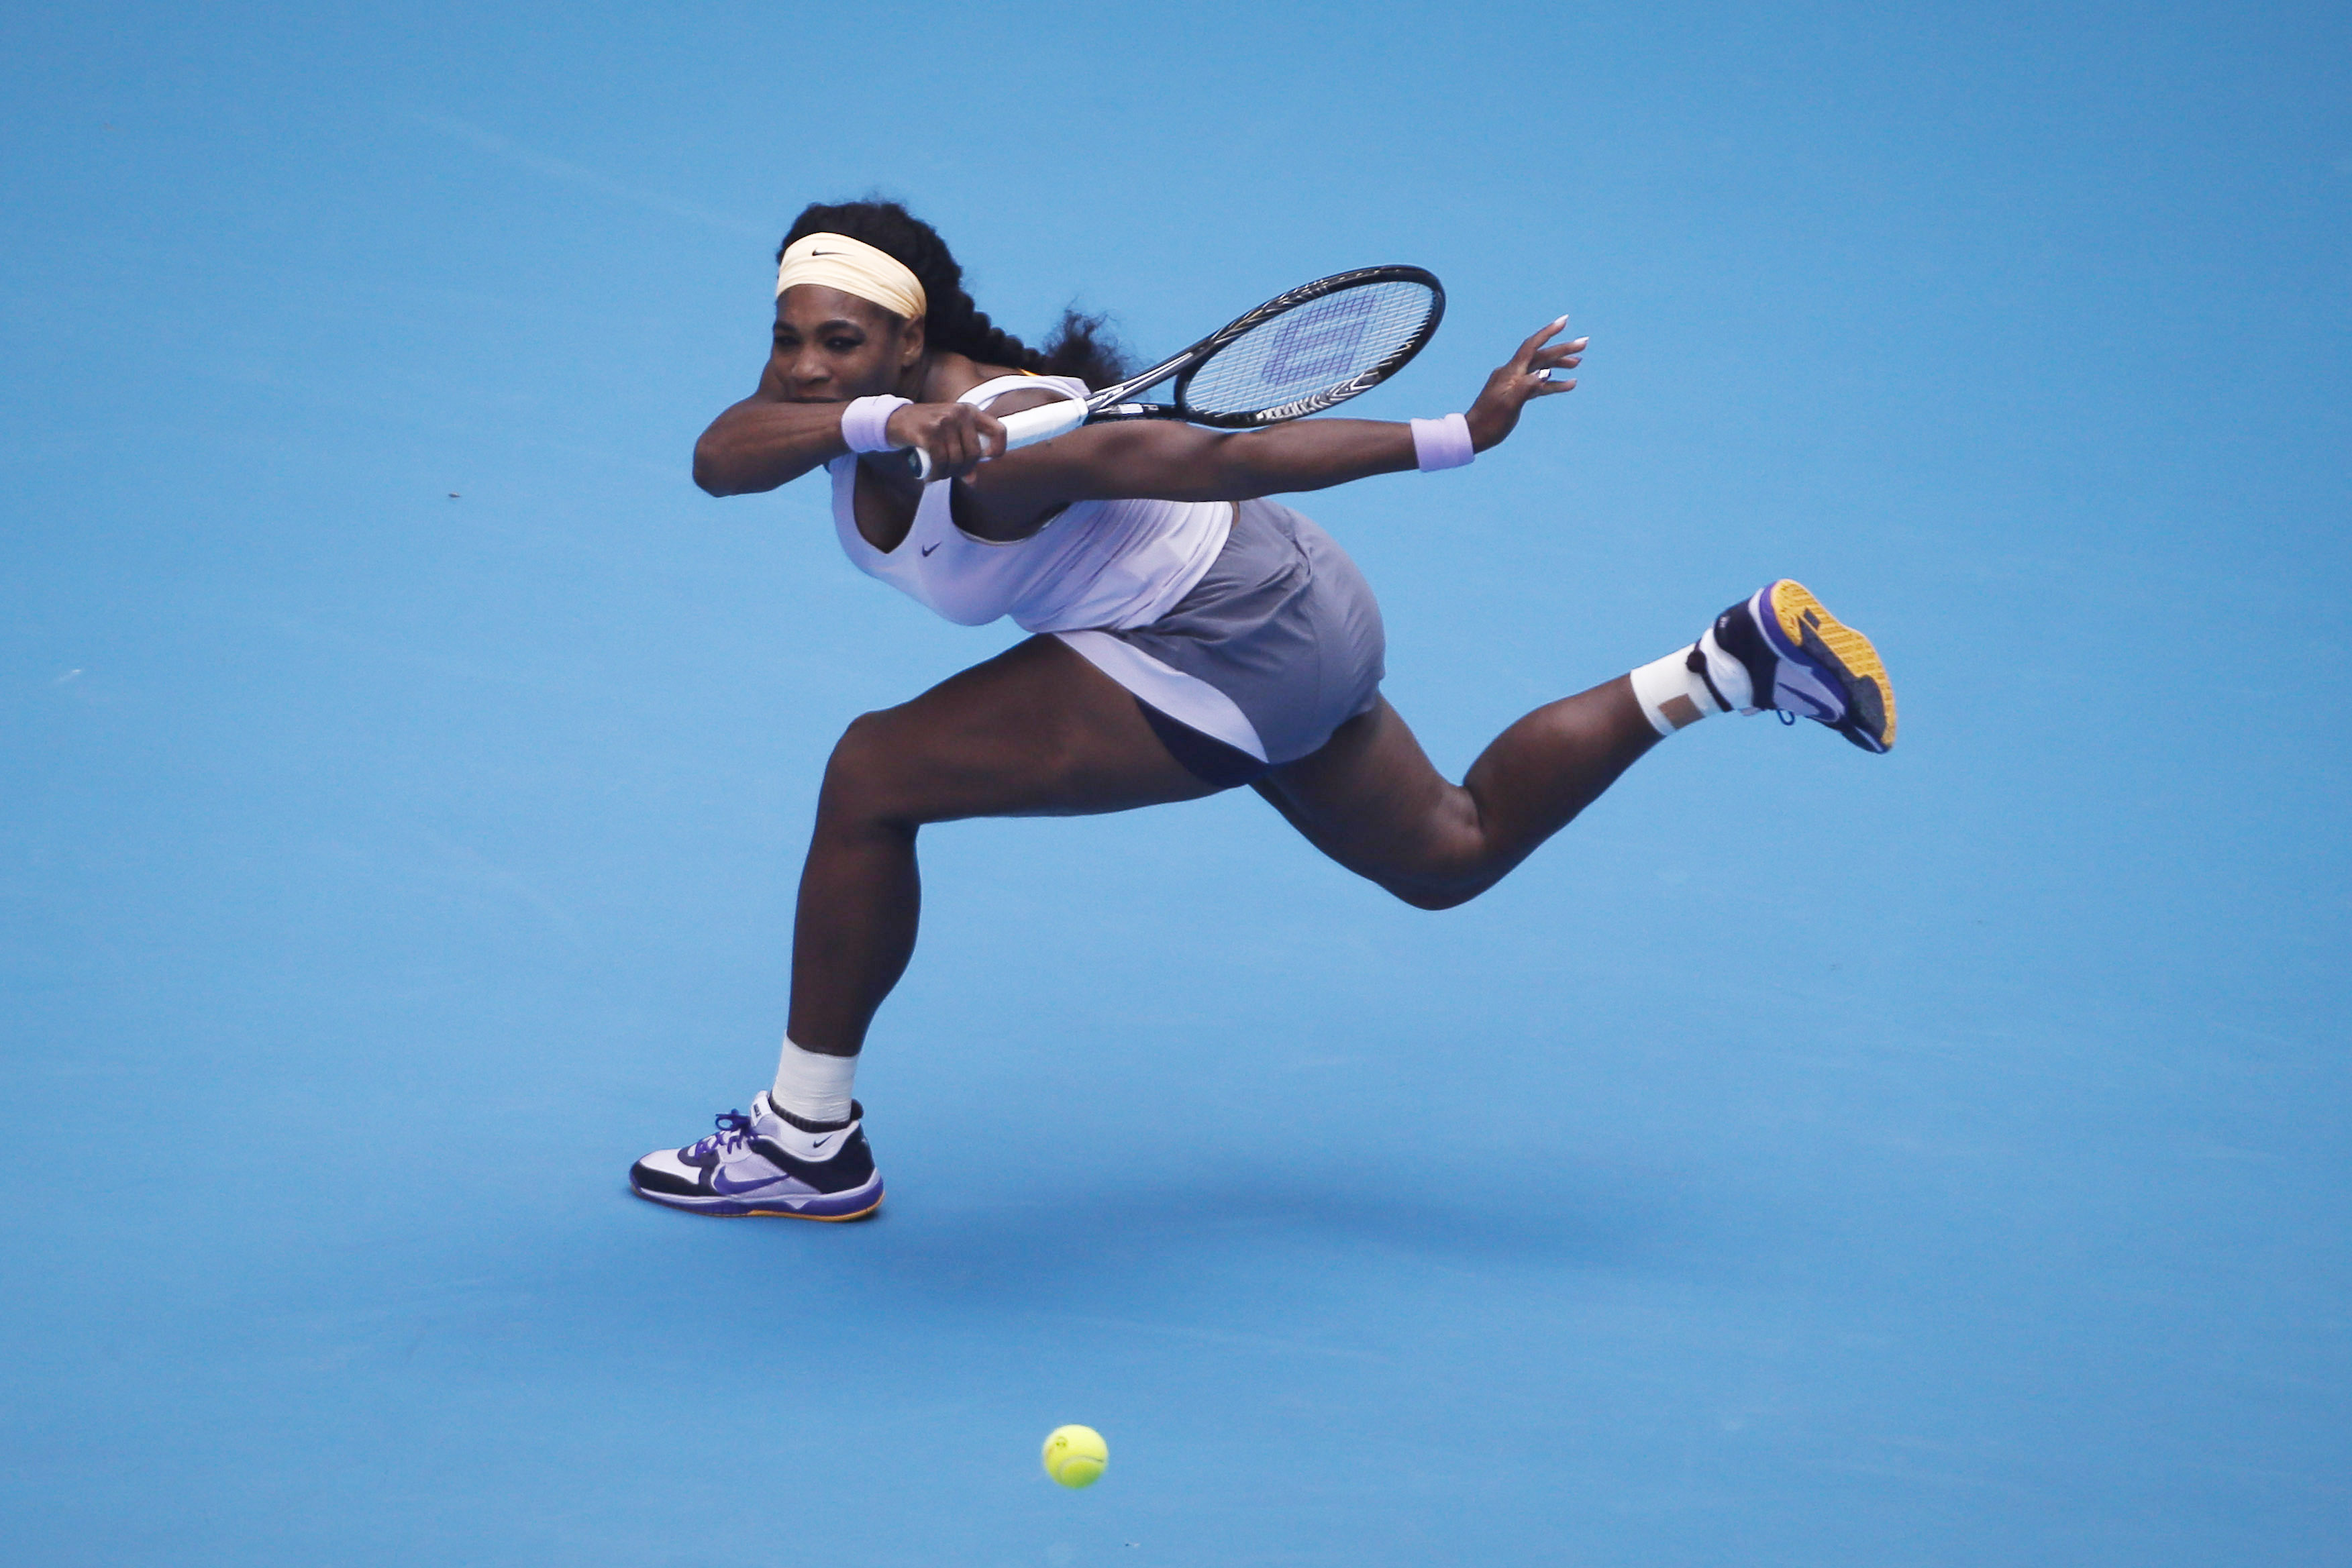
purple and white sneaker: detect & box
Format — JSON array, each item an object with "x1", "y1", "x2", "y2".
[
  {"x1": 629, "y1": 1092, "x2": 884, "y2": 1220},
  {"x1": 1690, "y1": 579, "x2": 1897, "y2": 753}
]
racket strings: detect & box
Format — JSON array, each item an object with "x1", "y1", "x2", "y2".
[{"x1": 1181, "y1": 281, "x2": 1438, "y2": 417}]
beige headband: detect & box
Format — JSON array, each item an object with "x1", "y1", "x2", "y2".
[{"x1": 774, "y1": 231, "x2": 927, "y2": 321}]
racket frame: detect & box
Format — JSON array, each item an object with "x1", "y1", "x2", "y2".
[
  {"x1": 903, "y1": 264, "x2": 1443, "y2": 478},
  {"x1": 1089, "y1": 263, "x2": 1447, "y2": 427}
]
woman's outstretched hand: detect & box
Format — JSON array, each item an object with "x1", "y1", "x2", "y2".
[
  {"x1": 884, "y1": 401, "x2": 1007, "y2": 480},
  {"x1": 1464, "y1": 318, "x2": 1586, "y2": 452}
]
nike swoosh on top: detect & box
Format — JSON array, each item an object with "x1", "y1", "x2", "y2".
[
  {"x1": 746, "y1": 1137, "x2": 854, "y2": 1186},
  {"x1": 920, "y1": 542, "x2": 939, "y2": 556}
]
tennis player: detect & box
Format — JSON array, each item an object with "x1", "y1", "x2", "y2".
[{"x1": 629, "y1": 200, "x2": 1896, "y2": 1219}]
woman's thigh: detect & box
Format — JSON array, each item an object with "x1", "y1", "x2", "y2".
[
  {"x1": 1251, "y1": 697, "x2": 1484, "y2": 905},
  {"x1": 830, "y1": 633, "x2": 1222, "y2": 825}
]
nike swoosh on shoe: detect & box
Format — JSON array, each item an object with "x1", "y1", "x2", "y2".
[{"x1": 709, "y1": 1167, "x2": 802, "y2": 1197}]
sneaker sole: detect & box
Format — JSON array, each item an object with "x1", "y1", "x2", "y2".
[
  {"x1": 627, "y1": 1178, "x2": 884, "y2": 1222},
  {"x1": 1761, "y1": 580, "x2": 1897, "y2": 753}
]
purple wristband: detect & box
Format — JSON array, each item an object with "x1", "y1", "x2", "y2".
[
  {"x1": 841, "y1": 395, "x2": 911, "y2": 454},
  {"x1": 1410, "y1": 413, "x2": 1475, "y2": 472}
]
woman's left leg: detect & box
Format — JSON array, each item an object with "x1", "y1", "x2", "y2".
[
  {"x1": 1254, "y1": 578, "x2": 1898, "y2": 906},
  {"x1": 1253, "y1": 678, "x2": 1661, "y2": 910}
]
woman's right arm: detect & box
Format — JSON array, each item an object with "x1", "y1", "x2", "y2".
[
  {"x1": 691, "y1": 382, "x2": 856, "y2": 496},
  {"x1": 693, "y1": 388, "x2": 1015, "y2": 497}
]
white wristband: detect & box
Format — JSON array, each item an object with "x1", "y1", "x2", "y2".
[
  {"x1": 1410, "y1": 413, "x2": 1475, "y2": 472},
  {"x1": 841, "y1": 395, "x2": 911, "y2": 454}
]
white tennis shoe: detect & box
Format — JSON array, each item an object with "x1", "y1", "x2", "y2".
[
  {"x1": 629, "y1": 1092, "x2": 883, "y2": 1220},
  {"x1": 1690, "y1": 579, "x2": 1897, "y2": 753}
]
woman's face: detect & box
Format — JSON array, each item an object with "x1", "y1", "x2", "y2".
[{"x1": 770, "y1": 284, "x2": 921, "y2": 401}]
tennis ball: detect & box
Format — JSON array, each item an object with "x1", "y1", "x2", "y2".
[{"x1": 1041, "y1": 1424, "x2": 1108, "y2": 1488}]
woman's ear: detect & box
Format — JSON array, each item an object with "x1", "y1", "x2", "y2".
[{"x1": 898, "y1": 315, "x2": 927, "y2": 370}]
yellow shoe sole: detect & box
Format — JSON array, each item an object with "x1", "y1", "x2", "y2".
[
  {"x1": 628, "y1": 1184, "x2": 884, "y2": 1221},
  {"x1": 1768, "y1": 580, "x2": 1897, "y2": 752},
  {"x1": 733, "y1": 1200, "x2": 882, "y2": 1222}
]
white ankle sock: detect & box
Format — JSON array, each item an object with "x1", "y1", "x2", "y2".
[
  {"x1": 1629, "y1": 644, "x2": 1735, "y2": 736},
  {"x1": 771, "y1": 1036, "x2": 857, "y2": 1125}
]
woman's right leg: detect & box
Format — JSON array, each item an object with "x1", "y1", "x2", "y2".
[
  {"x1": 787, "y1": 633, "x2": 1218, "y2": 1055},
  {"x1": 631, "y1": 634, "x2": 1214, "y2": 1218}
]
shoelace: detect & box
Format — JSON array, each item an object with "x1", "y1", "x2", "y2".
[{"x1": 684, "y1": 1108, "x2": 755, "y2": 1161}]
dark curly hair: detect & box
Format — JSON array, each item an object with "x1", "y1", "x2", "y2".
[{"x1": 780, "y1": 199, "x2": 1129, "y2": 390}]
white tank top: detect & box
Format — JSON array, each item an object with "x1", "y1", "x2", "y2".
[{"x1": 827, "y1": 374, "x2": 1231, "y2": 633}]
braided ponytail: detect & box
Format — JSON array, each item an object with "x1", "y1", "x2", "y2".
[{"x1": 779, "y1": 199, "x2": 1129, "y2": 390}]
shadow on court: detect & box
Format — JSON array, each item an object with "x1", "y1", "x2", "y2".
[{"x1": 581, "y1": 1153, "x2": 1722, "y2": 1313}]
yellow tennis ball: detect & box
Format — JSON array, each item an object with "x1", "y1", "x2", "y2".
[{"x1": 1041, "y1": 1424, "x2": 1108, "y2": 1488}]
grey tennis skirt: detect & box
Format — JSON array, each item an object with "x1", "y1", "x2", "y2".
[{"x1": 1054, "y1": 497, "x2": 1387, "y2": 787}]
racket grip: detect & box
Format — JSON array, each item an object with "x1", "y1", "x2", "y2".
[
  {"x1": 1000, "y1": 399, "x2": 1089, "y2": 449},
  {"x1": 901, "y1": 399, "x2": 1089, "y2": 482}
]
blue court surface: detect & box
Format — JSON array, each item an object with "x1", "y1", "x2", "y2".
[{"x1": 5, "y1": 4, "x2": 2348, "y2": 1564}]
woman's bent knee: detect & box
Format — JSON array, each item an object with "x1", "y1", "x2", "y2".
[
  {"x1": 819, "y1": 711, "x2": 920, "y2": 827},
  {"x1": 1367, "y1": 806, "x2": 1502, "y2": 910},
  {"x1": 1370, "y1": 825, "x2": 1523, "y2": 910},
  {"x1": 1384, "y1": 872, "x2": 1489, "y2": 912},
  {"x1": 1367, "y1": 841, "x2": 1498, "y2": 910}
]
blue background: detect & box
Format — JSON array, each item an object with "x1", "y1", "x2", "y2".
[{"x1": 4, "y1": 2, "x2": 2347, "y2": 1563}]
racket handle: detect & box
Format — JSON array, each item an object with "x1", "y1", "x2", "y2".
[{"x1": 903, "y1": 399, "x2": 1090, "y2": 482}]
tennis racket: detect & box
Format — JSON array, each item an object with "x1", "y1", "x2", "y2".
[{"x1": 904, "y1": 264, "x2": 1445, "y2": 480}]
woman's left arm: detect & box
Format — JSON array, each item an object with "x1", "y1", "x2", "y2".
[{"x1": 964, "y1": 319, "x2": 1586, "y2": 513}]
